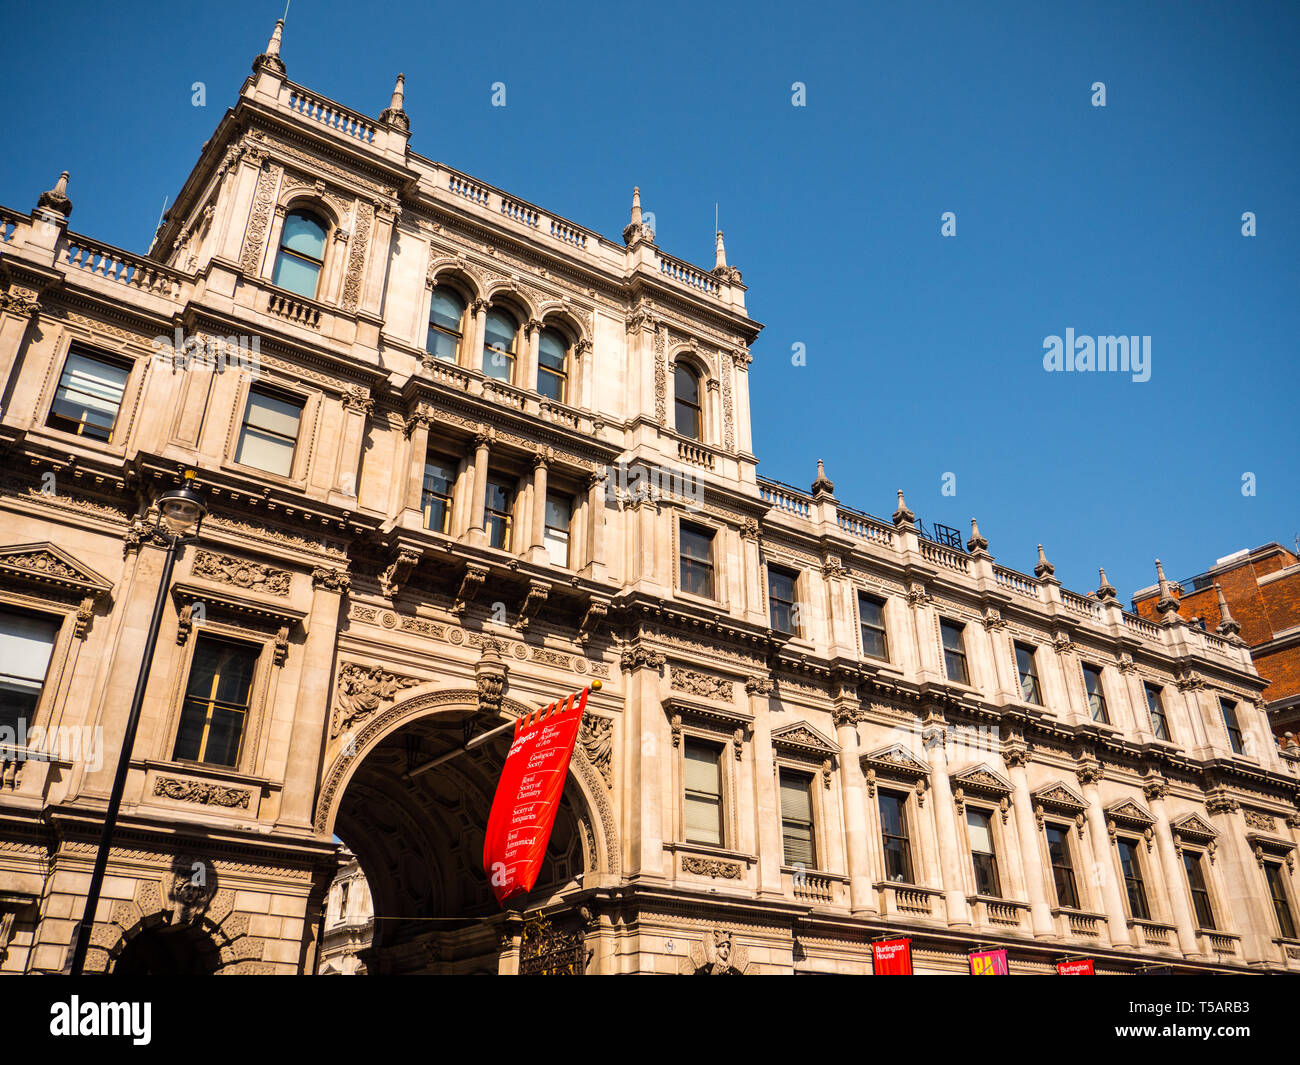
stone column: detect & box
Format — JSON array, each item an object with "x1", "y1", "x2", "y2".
[
  {"x1": 620, "y1": 647, "x2": 666, "y2": 879},
  {"x1": 1145, "y1": 775, "x2": 1201, "y2": 956},
  {"x1": 922, "y1": 713, "x2": 971, "y2": 926},
  {"x1": 522, "y1": 318, "x2": 541, "y2": 393},
  {"x1": 1076, "y1": 760, "x2": 1132, "y2": 947},
  {"x1": 527, "y1": 454, "x2": 549, "y2": 563},
  {"x1": 0, "y1": 292, "x2": 41, "y2": 399},
  {"x1": 1005, "y1": 741, "x2": 1055, "y2": 937},
  {"x1": 581, "y1": 471, "x2": 606, "y2": 580},
  {"x1": 1206, "y1": 789, "x2": 1271, "y2": 965},
  {"x1": 360, "y1": 205, "x2": 397, "y2": 319},
  {"x1": 466, "y1": 431, "x2": 490, "y2": 547},
  {"x1": 466, "y1": 299, "x2": 487, "y2": 374},
  {"x1": 277, "y1": 569, "x2": 349, "y2": 826},
  {"x1": 401, "y1": 409, "x2": 431, "y2": 527},
  {"x1": 746, "y1": 678, "x2": 785, "y2": 898},
  {"x1": 833, "y1": 699, "x2": 877, "y2": 915},
  {"x1": 331, "y1": 389, "x2": 371, "y2": 509}
]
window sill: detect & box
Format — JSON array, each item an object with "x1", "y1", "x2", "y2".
[
  {"x1": 223, "y1": 458, "x2": 309, "y2": 494},
  {"x1": 676, "y1": 588, "x2": 728, "y2": 612}
]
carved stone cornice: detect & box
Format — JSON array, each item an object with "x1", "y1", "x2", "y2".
[
  {"x1": 378, "y1": 547, "x2": 422, "y2": 599},
  {"x1": 192, "y1": 550, "x2": 291, "y2": 597},
  {"x1": 619, "y1": 644, "x2": 665, "y2": 673},
  {"x1": 451, "y1": 562, "x2": 488, "y2": 614},
  {"x1": 744, "y1": 676, "x2": 774, "y2": 697},
  {"x1": 311, "y1": 567, "x2": 351, "y2": 594},
  {"x1": 153, "y1": 776, "x2": 251, "y2": 810}
]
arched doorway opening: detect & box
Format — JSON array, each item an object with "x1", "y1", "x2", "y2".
[
  {"x1": 330, "y1": 700, "x2": 593, "y2": 975},
  {"x1": 113, "y1": 923, "x2": 220, "y2": 975}
]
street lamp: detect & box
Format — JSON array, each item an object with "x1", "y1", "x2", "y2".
[{"x1": 70, "y1": 471, "x2": 206, "y2": 976}]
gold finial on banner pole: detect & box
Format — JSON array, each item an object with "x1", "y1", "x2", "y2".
[{"x1": 590, "y1": 679, "x2": 602, "y2": 691}]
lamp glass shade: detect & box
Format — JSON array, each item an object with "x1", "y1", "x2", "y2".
[{"x1": 158, "y1": 486, "x2": 205, "y2": 535}]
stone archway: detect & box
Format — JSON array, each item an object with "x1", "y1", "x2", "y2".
[{"x1": 314, "y1": 688, "x2": 617, "y2": 975}]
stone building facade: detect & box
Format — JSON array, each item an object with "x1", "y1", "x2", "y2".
[
  {"x1": 318, "y1": 849, "x2": 372, "y2": 975},
  {"x1": 1, "y1": 24, "x2": 1299, "y2": 974}
]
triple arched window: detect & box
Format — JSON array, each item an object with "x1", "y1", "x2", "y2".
[{"x1": 272, "y1": 209, "x2": 328, "y2": 299}]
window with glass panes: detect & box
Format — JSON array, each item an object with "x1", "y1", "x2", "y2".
[
  {"x1": 768, "y1": 567, "x2": 798, "y2": 635},
  {"x1": 779, "y1": 768, "x2": 816, "y2": 868},
  {"x1": 46, "y1": 347, "x2": 130, "y2": 443},
  {"x1": 1183, "y1": 850, "x2": 1216, "y2": 929},
  {"x1": 1083, "y1": 664, "x2": 1109, "y2": 724},
  {"x1": 940, "y1": 620, "x2": 969, "y2": 684},
  {"x1": 174, "y1": 636, "x2": 258, "y2": 767},
  {"x1": 879, "y1": 791, "x2": 913, "y2": 883},
  {"x1": 679, "y1": 523, "x2": 714, "y2": 598},
  {"x1": 235, "y1": 389, "x2": 302, "y2": 477},
  {"x1": 485, "y1": 478, "x2": 514, "y2": 550},
  {"x1": 1219, "y1": 698, "x2": 1245, "y2": 755},
  {"x1": 967, "y1": 807, "x2": 1001, "y2": 897},
  {"x1": 1015, "y1": 644, "x2": 1041, "y2": 704},
  {"x1": 426, "y1": 287, "x2": 466, "y2": 363},
  {"x1": 0, "y1": 608, "x2": 59, "y2": 738},
  {"x1": 537, "y1": 328, "x2": 568, "y2": 402},
  {"x1": 544, "y1": 492, "x2": 572, "y2": 567},
  {"x1": 858, "y1": 594, "x2": 888, "y2": 660},
  {"x1": 272, "y1": 210, "x2": 327, "y2": 298},
  {"x1": 1045, "y1": 824, "x2": 1080, "y2": 908},
  {"x1": 1117, "y1": 837, "x2": 1150, "y2": 920},
  {"x1": 1144, "y1": 683, "x2": 1170, "y2": 741},
  {"x1": 683, "y1": 738, "x2": 724, "y2": 846},
  {"x1": 1265, "y1": 861, "x2": 1297, "y2": 939},
  {"x1": 674, "y1": 365, "x2": 702, "y2": 440},
  {"x1": 422, "y1": 456, "x2": 456, "y2": 533},
  {"x1": 482, "y1": 308, "x2": 517, "y2": 383}
]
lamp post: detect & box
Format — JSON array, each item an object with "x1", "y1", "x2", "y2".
[{"x1": 70, "y1": 471, "x2": 206, "y2": 976}]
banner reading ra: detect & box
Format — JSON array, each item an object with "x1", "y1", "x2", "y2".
[
  {"x1": 968, "y1": 949, "x2": 1009, "y2": 975},
  {"x1": 482, "y1": 683, "x2": 595, "y2": 908}
]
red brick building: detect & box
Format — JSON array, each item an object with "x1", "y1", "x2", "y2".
[{"x1": 1133, "y1": 543, "x2": 1300, "y2": 744}]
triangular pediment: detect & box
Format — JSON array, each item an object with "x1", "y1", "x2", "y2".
[
  {"x1": 0, "y1": 542, "x2": 112, "y2": 594},
  {"x1": 1106, "y1": 799, "x2": 1155, "y2": 827},
  {"x1": 770, "y1": 720, "x2": 840, "y2": 756},
  {"x1": 950, "y1": 763, "x2": 1013, "y2": 796},
  {"x1": 861, "y1": 743, "x2": 931, "y2": 779},
  {"x1": 1032, "y1": 781, "x2": 1088, "y2": 813},
  {"x1": 1172, "y1": 813, "x2": 1218, "y2": 841}
]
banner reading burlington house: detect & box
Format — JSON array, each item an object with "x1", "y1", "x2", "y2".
[{"x1": 482, "y1": 684, "x2": 594, "y2": 907}]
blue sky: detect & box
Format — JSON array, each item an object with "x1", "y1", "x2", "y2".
[{"x1": 1, "y1": 0, "x2": 1295, "y2": 602}]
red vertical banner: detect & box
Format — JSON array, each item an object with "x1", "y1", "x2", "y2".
[
  {"x1": 1057, "y1": 959, "x2": 1095, "y2": 975},
  {"x1": 968, "y1": 949, "x2": 1009, "y2": 975},
  {"x1": 871, "y1": 938, "x2": 913, "y2": 974},
  {"x1": 482, "y1": 685, "x2": 591, "y2": 908}
]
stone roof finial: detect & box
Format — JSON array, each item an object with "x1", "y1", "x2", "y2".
[
  {"x1": 967, "y1": 517, "x2": 988, "y2": 554},
  {"x1": 380, "y1": 72, "x2": 410, "y2": 133},
  {"x1": 253, "y1": 18, "x2": 287, "y2": 76},
  {"x1": 715, "y1": 229, "x2": 727, "y2": 269},
  {"x1": 1096, "y1": 567, "x2": 1117, "y2": 601},
  {"x1": 1155, "y1": 559, "x2": 1181, "y2": 619},
  {"x1": 623, "y1": 186, "x2": 654, "y2": 246},
  {"x1": 36, "y1": 170, "x2": 72, "y2": 218},
  {"x1": 1214, "y1": 583, "x2": 1241, "y2": 638},
  {"x1": 1033, "y1": 543, "x2": 1055, "y2": 578},
  {"x1": 892, "y1": 489, "x2": 915, "y2": 528},
  {"x1": 811, "y1": 458, "x2": 834, "y2": 498}
]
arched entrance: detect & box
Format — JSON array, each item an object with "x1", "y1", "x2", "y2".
[
  {"x1": 113, "y1": 923, "x2": 220, "y2": 975},
  {"x1": 319, "y1": 689, "x2": 611, "y2": 975}
]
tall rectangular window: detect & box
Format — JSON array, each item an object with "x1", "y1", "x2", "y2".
[
  {"x1": 1045, "y1": 824, "x2": 1080, "y2": 908},
  {"x1": 683, "y1": 738, "x2": 724, "y2": 847},
  {"x1": 1219, "y1": 698, "x2": 1245, "y2": 755},
  {"x1": 1265, "y1": 862, "x2": 1297, "y2": 939},
  {"x1": 0, "y1": 608, "x2": 59, "y2": 738},
  {"x1": 235, "y1": 388, "x2": 302, "y2": 477},
  {"x1": 543, "y1": 492, "x2": 572, "y2": 567},
  {"x1": 779, "y1": 769, "x2": 816, "y2": 868},
  {"x1": 1183, "y1": 851, "x2": 1216, "y2": 930},
  {"x1": 940, "y1": 620, "x2": 969, "y2": 684},
  {"x1": 858, "y1": 594, "x2": 888, "y2": 660},
  {"x1": 422, "y1": 456, "x2": 456, "y2": 534},
  {"x1": 679, "y1": 523, "x2": 715, "y2": 599},
  {"x1": 1144, "y1": 683, "x2": 1170, "y2": 741},
  {"x1": 1083, "y1": 665, "x2": 1109, "y2": 724},
  {"x1": 1015, "y1": 644, "x2": 1041, "y2": 704},
  {"x1": 485, "y1": 478, "x2": 514, "y2": 550},
  {"x1": 174, "y1": 636, "x2": 258, "y2": 767},
  {"x1": 1117, "y1": 838, "x2": 1150, "y2": 920},
  {"x1": 768, "y1": 567, "x2": 798, "y2": 635},
  {"x1": 47, "y1": 347, "x2": 130, "y2": 443},
  {"x1": 879, "y1": 791, "x2": 913, "y2": 884},
  {"x1": 967, "y1": 807, "x2": 1001, "y2": 897}
]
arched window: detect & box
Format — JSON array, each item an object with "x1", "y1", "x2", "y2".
[
  {"x1": 537, "y1": 327, "x2": 569, "y2": 402},
  {"x1": 426, "y1": 287, "x2": 466, "y2": 363},
  {"x1": 674, "y1": 363, "x2": 703, "y2": 440},
  {"x1": 482, "y1": 307, "x2": 517, "y2": 383},
  {"x1": 272, "y1": 209, "x2": 327, "y2": 298}
]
